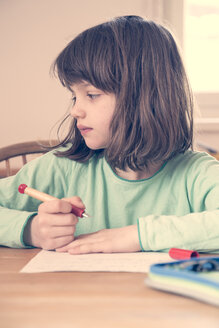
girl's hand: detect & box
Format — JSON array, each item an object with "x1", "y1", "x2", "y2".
[
  {"x1": 56, "y1": 225, "x2": 141, "y2": 254},
  {"x1": 23, "y1": 196, "x2": 85, "y2": 250}
]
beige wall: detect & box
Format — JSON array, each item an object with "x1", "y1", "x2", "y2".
[{"x1": 0, "y1": 0, "x2": 146, "y2": 147}]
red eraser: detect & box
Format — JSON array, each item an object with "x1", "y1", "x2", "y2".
[
  {"x1": 169, "y1": 248, "x2": 199, "y2": 260},
  {"x1": 18, "y1": 184, "x2": 28, "y2": 194}
]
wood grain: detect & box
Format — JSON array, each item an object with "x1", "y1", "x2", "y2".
[{"x1": 0, "y1": 247, "x2": 219, "y2": 328}]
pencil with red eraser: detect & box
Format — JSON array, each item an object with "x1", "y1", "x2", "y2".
[{"x1": 18, "y1": 184, "x2": 89, "y2": 218}]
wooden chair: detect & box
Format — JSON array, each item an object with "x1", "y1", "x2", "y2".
[
  {"x1": 0, "y1": 140, "x2": 57, "y2": 177},
  {"x1": 196, "y1": 142, "x2": 219, "y2": 161}
]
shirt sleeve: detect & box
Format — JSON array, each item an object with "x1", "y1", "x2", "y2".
[
  {"x1": 0, "y1": 151, "x2": 68, "y2": 248},
  {"x1": 138, "y1": 153, "x2": 219, "y2": 252},
  {"x1": 138, "y1": 210, "x2": 219, "y2": 252}
]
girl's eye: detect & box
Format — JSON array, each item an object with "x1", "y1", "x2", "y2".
[
  {"x1": 87, "y1": 94, "x2": 99, "y2": 100},
  {"x1": 71, "y1": 96, "x2": 76, "y2": 105}
]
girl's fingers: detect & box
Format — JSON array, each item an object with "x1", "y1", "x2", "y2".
[
  {"x1": 56, "y1": 246, "x2": 69, "y2": 252},
  {"x1": 33, "y1": 196, "x2": 86, "y2": 251},
  {"x1": 68, "y1": 242, "x2": 108, "y2": 254},
  {"x1": 42, "y1": 235, "x2": 75, "y2": 251},
  {"x1": 38, "y1": 199, "x2": 73, "y2": 214},
  {"x1": 56, "y1": 226, "x2": 140, "y2": 254},
  {"x1": 56, "y1": 232, "x2": 105, "y2": 253},
  {"x1": 46, "y1": 225, "x2": 77, "y2": 238},
  {"x1": 37, "y1": 213, "x2": 78, "y2": 227},
  {"x1": 51, "y1": 214, "x2": 78, "y2": 226},
  {"x1": 62, "y1": 196, "x2": 85, "y2": 209}
]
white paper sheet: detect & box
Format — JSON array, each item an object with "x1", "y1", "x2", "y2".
[{"x1": 20, "y1": 250, "x2": 172, "y2": 273}]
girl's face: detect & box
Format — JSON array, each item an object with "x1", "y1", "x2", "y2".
[{"x1": 70, "y1": 82, "x2": 116, "y2": 150}]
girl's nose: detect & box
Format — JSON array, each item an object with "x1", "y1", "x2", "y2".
[{"x1": 70, "y1": 101, "x2": 86, "y2": 119}]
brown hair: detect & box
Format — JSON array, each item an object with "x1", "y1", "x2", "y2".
[{"x1": 52, "y1": 15, "x2": 193, "y2": 171}]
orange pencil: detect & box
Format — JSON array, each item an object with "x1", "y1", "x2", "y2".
[{"x1": 18, "y1": 184, "x2": 89, "y2": 218}]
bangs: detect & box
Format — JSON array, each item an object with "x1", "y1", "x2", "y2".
[{"x1": 53, "y1": 23, "x2": 119, "y2": 93}]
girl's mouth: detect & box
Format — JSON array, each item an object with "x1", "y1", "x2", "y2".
[{"x1": 77, "y1": 125, "x2": 93, "y2": 135}]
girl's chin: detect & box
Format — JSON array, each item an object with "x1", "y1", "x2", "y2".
[
  {"x1": 83, "y1": 136, "x2": 108, "y2": 150},
  {"x1": 85, "y1": 142, "x2": 106, "y2": 150},
  {"x1": 87, "y1": 146, "x2": 105, "y2": 150}
]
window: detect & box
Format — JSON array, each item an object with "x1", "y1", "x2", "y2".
[
  {"x1": 184, "y1": 0, "x2": 219, "y2": 146},
  {"x1": 184, "y1": 0, "x2": 219, "y2": 93}
]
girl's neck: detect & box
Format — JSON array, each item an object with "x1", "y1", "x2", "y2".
[{"x1": 115, "y1": 162, "x2": 164, "y2": 181}]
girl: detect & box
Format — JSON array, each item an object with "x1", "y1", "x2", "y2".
[{"x1": 0, "y1": 15, "x2": 219, "y2": 254}]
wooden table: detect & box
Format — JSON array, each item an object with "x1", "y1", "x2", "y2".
[{"x1": 0, "y1": 247, "x2": 219, "y2": 328}]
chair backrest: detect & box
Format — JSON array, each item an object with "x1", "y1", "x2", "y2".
[
  {"x1": 196, "y1": 142, "x2": 219, "y2": 160},
  {"x1": 0, "y1": 140, "x2": 57, "y2": 177}
]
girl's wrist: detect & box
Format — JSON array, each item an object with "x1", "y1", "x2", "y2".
[{"x1": 23, "y1": 214, "x2": 39, "y2": 247}]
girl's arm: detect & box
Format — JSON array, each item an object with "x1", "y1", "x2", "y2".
[
  {"x1": 56, "y1": 224, "x2": 141, "y2": 254},
  {"x1": 0, "y1": 151, "x2": 79, "y2": 249},
  {"x1": 56, "y1": 209, "x2": 219, "y2": 254},
  {"x1": 137, "y1": 210, "x2": 219, "y2": 252}
]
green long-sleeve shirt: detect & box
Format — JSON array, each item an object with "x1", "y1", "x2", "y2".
[{"x1": 0, "y1": 149, "x2": 219, "y2": 251}]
